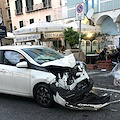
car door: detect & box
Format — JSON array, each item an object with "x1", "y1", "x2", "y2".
[
  {"x1": 10, "y1": 65, "x2": 30, "y2": 95},
  {"x1": 0, "y1": 50, "x2": 30, "y2": 95}
]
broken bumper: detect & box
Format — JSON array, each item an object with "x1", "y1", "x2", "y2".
[{"x1": 65, "y1": 92, "x2": 110, "y2": 111}]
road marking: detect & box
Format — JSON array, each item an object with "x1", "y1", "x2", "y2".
[
  {"x1": 87, "y1": 71, "x2": 99, "y2": 75},
  {"x1": 98, "y1": 73, "x2": 111, "y2": 77},
  {"x1": 93, "y1": 87, "x2": 120, "y2": 93},
  {"x1": 87, "y1": 71, "x2": 112, "y2": 77}
]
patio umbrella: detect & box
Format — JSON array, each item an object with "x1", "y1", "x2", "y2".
[
  {"x1": 5, "y1": 32, "x2": 15, "y2": 39},
  {"x1": 65, "y1": 21, "x2": 100, "y2": 33},
  {"x1": 13, "y1": 21, "x2": 67, "y2": 35}
]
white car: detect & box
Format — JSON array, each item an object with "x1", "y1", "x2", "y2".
[{"x1": 0, "y1": 45, "x2": 111, "y2": 110}]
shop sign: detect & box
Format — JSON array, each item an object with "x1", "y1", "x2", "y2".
[
  {"x1": 15, "y1": 34, "x2": 41, "y2": 42},
  {"x1": 44, "y1": 32, "x2": 64, "y2": 38},
  {"x1": 0, "y1": 26, "x2": 7, "y2": 38}
]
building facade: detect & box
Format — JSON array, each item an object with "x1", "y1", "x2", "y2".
[
  {"x1": 9, "y1": 0, "x2": 62, "y2": 30},
  {"x1": 0, "y1": 0, "x2": 12, "y2": 32},
  {"x1": 93, "y1": 0, "x2": 120, "y2": 47},
  {"x1": 0, "y1": 0, "x2": 120, "y2": 47}
]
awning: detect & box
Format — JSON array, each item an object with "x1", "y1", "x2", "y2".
[{"x1": 65, "y1": 21, "x2": 100, "y2": 33}]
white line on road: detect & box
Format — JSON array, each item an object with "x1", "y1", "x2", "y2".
[
  {"x1": 93, "y1": 87, "x2": 120, "y2": 93},
  {"x1": 87, "y1": 72, "x2": 99, "y2": 75}
]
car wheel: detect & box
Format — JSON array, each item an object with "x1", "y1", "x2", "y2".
[{"x1": 34, "y1": 84, "x2": 54, "y2": 108}]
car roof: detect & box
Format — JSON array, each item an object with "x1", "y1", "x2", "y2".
[{"x1": 0, "y1": 45, "x2": 46, "y2": 50}]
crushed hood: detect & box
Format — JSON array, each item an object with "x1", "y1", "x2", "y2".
[{"x1": 41, "y1": 54, "x2": 76, "y2": 68}]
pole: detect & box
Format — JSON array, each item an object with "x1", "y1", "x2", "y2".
[{"x1": 78, "y1": 20, "x2": 81, "y2": 61}]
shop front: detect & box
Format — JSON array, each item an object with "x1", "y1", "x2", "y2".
[{"x1": 13, "y1": 22, "x2": 66, "y2": 48}]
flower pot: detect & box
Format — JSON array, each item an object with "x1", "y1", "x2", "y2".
[
  {"x1": 87, "y1": 64, "x2": 96, "y2": 69},
  {"x1": 97, "y1": 63, "x2": 112, "y2": 70}
]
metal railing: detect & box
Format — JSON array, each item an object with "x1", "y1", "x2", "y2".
[
  {"x1": 4, "y1": 2, "x2": 10, "y2": 9},
  {"x1": 100, "y1": 0, "x2": 120, "y2": 12},
  {"x1": 6, "y1": 16, "x2": 11, "y2": 22},
  {"x1": 25, "y1": 3, "x2": 52, "y2": 13},
  {"x1": 15, "y1": 8, "x2": 23, "y2": 15}
]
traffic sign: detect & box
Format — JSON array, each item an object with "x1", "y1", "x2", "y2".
[
  {"x1": 77, "y1": 4, "x2": 83, "y2": 13},
  {"x1": 76, "y1": 3, "x2": 85, "y2": 20}
]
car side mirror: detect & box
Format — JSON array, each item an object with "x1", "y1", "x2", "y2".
[{"x1": 16, "y1": 61, "x2": 28, "y2": 68}]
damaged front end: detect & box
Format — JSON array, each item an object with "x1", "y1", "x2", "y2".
[{"x1": 46, "y1": 62, "x2": 110, "y2": 111}]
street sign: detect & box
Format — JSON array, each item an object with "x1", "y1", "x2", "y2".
[
  {"x1": 76, "y1": 3, "x2": 85, "y2": 20},
  {"x1": 0, "y1": 26, "x2": 7, "y2": 38}
]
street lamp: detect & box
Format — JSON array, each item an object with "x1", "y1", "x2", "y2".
[{"x1": 87, "y1": 33, "x2": 92, "y2": 38}]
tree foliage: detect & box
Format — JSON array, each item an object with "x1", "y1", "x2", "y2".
[{"x1": 64, "y1": 27, "x2": 79, "y2": 48}]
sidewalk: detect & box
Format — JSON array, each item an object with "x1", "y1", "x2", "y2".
[{"x1": 86, "y1": 69, "x2": 120, "y2": 90}]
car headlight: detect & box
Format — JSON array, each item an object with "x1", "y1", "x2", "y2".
[{"x1": 76, "y1": 61, "x2": 87, "y2": 70}]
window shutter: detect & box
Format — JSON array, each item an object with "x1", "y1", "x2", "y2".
[
  {"x1": 20, "y1": 0, "x2": 22, "y2": 8},
  {"x1": 15, "y1": 1, "x2": 18, "y2": 10},
  {"x1": 15, "y1": 0, "x2": 18, "y2": 13},
  {"x1": 26, "y1": 0, "x2": 28, "y2": 7}
]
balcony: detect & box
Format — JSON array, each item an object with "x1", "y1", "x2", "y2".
[
  {"x1": 100, "y1": 0, "x2": 120, "y2": 12},
  {"x1": 6, "y1": 16, "x2": 11, "y2": 22},
  {"x1": 25, "y1": 6, "x2": 34, "y2": 13},
  {"x1": 4, "y1": 2, "x2": 10, "y2": 9},
  {"x1": 25, "y1": 3, "x2": 52, "y2": 13},
  {"x1": 15, "y1": 9, "x2": 23, "y2": 16}
]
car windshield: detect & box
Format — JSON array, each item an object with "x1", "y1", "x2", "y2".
[{"x1": 22, "y1": 47, "x2": 64, "y2": 64}]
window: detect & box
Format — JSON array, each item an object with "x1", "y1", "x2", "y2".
[
  {"x1": 15, "y1": 0, "x2": 23, "y2": 14},
  {"x1": 19, "y1": 21, "x2": 23, "y2": 28},
  {"x1": 46, "y1": 15, "x2": 51, "y2": 22},
  {"x1": 7, "y1": 0, "x2": 9, "y2": 6},
  {"x1": 42, "y1": 0, "x2": 51, "y2": 8},
  {"x1": 29, "y1": 18, "x2": 34, "y2": 24},
  {"x1": 93, "y1": 41, "x2": 98, "y2": 46},
  {"x1": 86, "y1": 41, "x2": 90, "y2": 46},
  {"x1": 4, "y1": 51, "x2": 25, "y2": 66},
  {"x1": 10, "y1": 23, "x2": 13, "y2": 32},
  {"x1": 26, "y1": 0, "x2": 34, "y2": 11},
  {"x1": 8, "y1": 9, "x2": 11, "y2": 19}
]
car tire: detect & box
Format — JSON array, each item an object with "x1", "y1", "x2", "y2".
[{"x1": 34, "y1": 84, "x2": 54, "y2": 108}]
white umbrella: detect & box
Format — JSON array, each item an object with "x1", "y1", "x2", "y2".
[
  {"x1": 13, "y1": 22, "x2": 67, "y2": 35},
  {"x1": 65, "y1": 21, "x2": 100, "y2": 33},
  {"x1": 5, "y1": 32, "x2": 15, "y2": 39}
]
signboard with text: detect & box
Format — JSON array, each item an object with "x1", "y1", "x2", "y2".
[
  {"x1": 14, "y1": 34, "x2": 41, "y2": 42},
  {"x1": 44, "y1": 32, "x2": 64, "y2": 39},
  {"x1": 0, "y1": 26, "x2": 7, "y2": 38},
  {"x1": 76, "y1": 3, "x2": 85, "y2": 20}
]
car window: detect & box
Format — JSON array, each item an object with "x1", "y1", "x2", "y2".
[
  {"x1": 4, "y1": 51, "x2": 25, "y2": 66},
  {"x1": 22, "y1": 47, "x2": 64, "y2": 64}
]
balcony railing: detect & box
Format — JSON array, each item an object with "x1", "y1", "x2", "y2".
[
  {"x1": 15, "y1": 8, "x2": 23, "y2": 15},
  {"x1": 6, "y1": 16, "x2": 11, "y2": 22},
  {"x1": 4, "y1": 2, "x2": 10, "y2": 9},
  {"x1": 100, "y1": 0, "x2": 120, "y2": 12},
  {"x1": 25, "y1": 3, "x2": 52, "y2": 13}
]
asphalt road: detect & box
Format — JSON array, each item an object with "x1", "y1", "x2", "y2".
[{"x1": 0, "y1": 69, "x2": 120, "y2": 120}]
